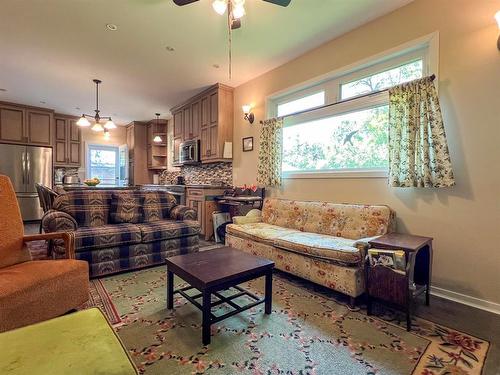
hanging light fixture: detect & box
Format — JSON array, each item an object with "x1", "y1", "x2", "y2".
[
  {"x1": 153, "y1": 113, "x2": 163, "y2": 143},
  {"x1": 77, "y1": 79, "x2": 116, "y2": 138}
]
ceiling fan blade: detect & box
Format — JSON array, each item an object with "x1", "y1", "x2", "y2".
[
  {"x1": 231, "y1": 19, "x2": 241, "y2": 30},
  {"x1": 262, "y1": 0, "x2": 291, "y2": 6},
  {"x1": 173, "y1": 0, "x2": 199, "y2": 5}
]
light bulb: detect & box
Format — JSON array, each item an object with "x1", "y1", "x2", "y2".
[
  {"x1": 242, "y1": 104, "x2": 251, "y2": 114},
  {"x1": 76, "y1": 116, "x2": 91, "y2": 127},
  {"x1": 103, "y1": 130, "x2": 110, "y2": 140},
  {"x1": 153, "y1": 135, "x2": 163, "y2": 143},
  {"x1": 495, "y1": 11, "x2": 500, "y2": 29},
  {"x1": 212, "y1": 0, "x2": 227, "y2": 15},
  {"x1": 104, "y1": 119, "x2": 116, "y2": 129},
  {"x1": 91, "y1": 122, "x2": 104, "y2": 132},
  {"x1": 232, "y1": 3, "x2": 245, "y2": 19}
]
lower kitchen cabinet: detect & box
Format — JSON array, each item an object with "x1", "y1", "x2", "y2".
[{"x1": 186, "y1": 187, "x2": 226, "y2": 241}]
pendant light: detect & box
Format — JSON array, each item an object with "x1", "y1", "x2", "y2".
[
  {"x1": 153, "y1": 113, "x2": 163, "y2": 143},
  {"x1": 77, "y1": 79, "x2": 116, "y2": 138}
]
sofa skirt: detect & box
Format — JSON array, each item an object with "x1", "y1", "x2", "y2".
[
  {"x1": 77, "y1": 235, "x2": 199, "y2": 278},
  {"x1": 226, "y1": 233, "x2": 364, "y2": 298}
]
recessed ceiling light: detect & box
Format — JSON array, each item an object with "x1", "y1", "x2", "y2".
[
  {"x1": 40, "y1": 101, "x2": 46, "y2": 104},
  {"x1": 213, "y1": 64, "x2": 220, "y2": 69},
  {"x1": 75, "y1": 107, "x2": 81, "y2": 110},
  {"x1": 0, "y1": 88, "x2": 7, "y2": 92},
  {"x1": 106, "y1": 24, "x2": 118, "y2": 31},
  {"x1": 165, "y1": 46, "x2": 175, "y2": 52}
]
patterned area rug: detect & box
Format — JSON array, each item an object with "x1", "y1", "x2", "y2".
[
  {"x1": 100, "y1": 267, "x2": 489, "y2": 375},
  {"x1": 79, "y1": 279, "x2": 122, "y2": 325}
]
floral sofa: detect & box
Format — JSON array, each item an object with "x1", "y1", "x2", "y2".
[
  {"x1": 226, "y1": 198, "x2": 395, "y2": 301},
  {"x1": 42, "y1": 190, "x2": 199, "y2": 277}
]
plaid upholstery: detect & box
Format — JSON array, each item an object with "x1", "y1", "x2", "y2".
[
  {"x1": 109, "y1": 194, "x2": 145, "y2": 224},
  {"x1": 137, "y1": 220, "x2": 200, "y2": 243},
  {"x1": 170, "y1": 205, "x2": 197, "y2": 221},
  {"x1": 76, "y1": 236, "x2": 200, "y2": 277},
  {"x1": 42, "y1": 210, "x2": 77, "y2": 233},
  {"x1": 74, "y1": 224, "x2": 142, "y2": 252}
]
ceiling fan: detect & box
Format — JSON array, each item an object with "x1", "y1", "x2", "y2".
[{"x1": 173, "y1": 0, "x2": 291, "y2": 79}]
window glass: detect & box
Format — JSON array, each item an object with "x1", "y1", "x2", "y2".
[
  {"x1": 88, "y1": 146, "x2": 118, "y2": 186},
  {"x1": 277, "y1": 91, "x2": 325, "y2": 117},
  {"x1": 282, "y1": 105, "x2": 389, "y2": 172},
  {"x1": 340, "y1": 60, "x2": 423, "y2": 100}
]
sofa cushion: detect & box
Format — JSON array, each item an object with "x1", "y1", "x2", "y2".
[
  {"x1": 273, "y1": 231, "x2": 362, "y2": 265},
  {"x1": 74, "y1": 224, "x2": 142, "y2": 252},
  {"x1": 109, "y1": 194, "x2": 145, "y2": 224},
  {"x1": 226, "y1": 223, "x2": 300, "y2": 245},
  {"x1": 137, "y1": 220, "x2": 200, "y2": 243},
  {"x1": 262, "y1": 198, "x2": 395, "y2": 240},
  {"x1": 142, "y1": 192, "x2": 178, "y2": 222}
]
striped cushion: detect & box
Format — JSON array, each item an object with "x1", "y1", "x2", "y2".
[
  {"x1": 137, "y1": 220, "x2": 200, "y2": 243},
  {"x1": 109, "y1": 194, "x2": 144, "y2": 224},
  {"x1": 74, "y1": 224, "x2": 142, "y2": 252}
]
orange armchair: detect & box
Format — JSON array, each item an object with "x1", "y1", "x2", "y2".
[{"x1": 0, "y1": 175, "x2": 89, "y2": 332}]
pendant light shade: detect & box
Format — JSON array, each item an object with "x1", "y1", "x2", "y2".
[
  {"x1": 153, "y1": 135, "x2": 163, "y2": 143},
  {"x1": 153, "y1": 113, "x2": 162, "y2": 143},
  {"x1": 77, "y1": 116, "x2": 91, "y2": 127},
  {"x1": 103, "y1": 129, "x2": 111, "y2": 140},
  {"x1": 91, "y1": 123, "x2": 104, "y2": 132},
  {"x1": 104, "y1": 119, "x2": 116, "y2": 129}
]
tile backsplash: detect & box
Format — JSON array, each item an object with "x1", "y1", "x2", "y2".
[{"x1": 160, "y1": 162, "x2": 232, "y2": 186}]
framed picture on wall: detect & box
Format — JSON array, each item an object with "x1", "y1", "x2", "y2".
[{"x1": 242, "y1": 137, "x2": 254, "y2": 152}]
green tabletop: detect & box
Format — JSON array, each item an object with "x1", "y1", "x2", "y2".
[{"x1": 0, "y1": 308, "x2": 137, "y2": 375}]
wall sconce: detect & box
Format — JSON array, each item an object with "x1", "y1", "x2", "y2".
[
  {"x1": 495, "y1": 11, "x2": 500, "y2": 50},
  {"x1": 242, "y1": 104, "x2": 254, "y2": 124}
]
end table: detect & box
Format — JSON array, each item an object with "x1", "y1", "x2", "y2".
[{"x1": 366, "y1": 233, "x2": 433, "y2": 331}]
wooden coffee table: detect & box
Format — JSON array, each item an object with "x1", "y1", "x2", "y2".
[{"x1": 166, "y1": 246, "x2": 275, "y2": 345}]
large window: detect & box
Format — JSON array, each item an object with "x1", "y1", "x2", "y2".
[
  {"x1": 268, "y1": 40, "x2": 435, "y2": 178},
  {"x1": 87, "y1": 145, "x2": 120, "y2": 186}
]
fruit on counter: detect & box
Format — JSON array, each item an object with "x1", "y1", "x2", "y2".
[{"x1": 83, "y1": 177, "x2": 101, "y2": 186}]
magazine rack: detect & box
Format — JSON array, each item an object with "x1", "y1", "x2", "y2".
[{"x1": 366, "y1": 233, "x2": 433, "y2": 331}]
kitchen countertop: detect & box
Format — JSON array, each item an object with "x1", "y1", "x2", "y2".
[
  {"x1": 185, "y1": 184, "x2": 231, "y2": 189},
  {"x1": 57, "y1": 185, "x2": 137, "y2": 191}
]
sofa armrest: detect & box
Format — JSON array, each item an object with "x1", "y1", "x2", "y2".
[
  {"x1": 23, "y1": 232, "x2": 76, "y2": 259},
  {"x1": 169, "y1": 204, "x2": 197, "y2": 221},
  {"x1": 41, "y1": 210, "x2": 78, "y2": 233},
  {"x1": 232, "y1": 216, "x2": 262, "y2": 225}
]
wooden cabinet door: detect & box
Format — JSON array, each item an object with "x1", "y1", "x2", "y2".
[
  {"x1": 191, "y1": 100, "x2": 200, "y2": 139},
  {"x1": 0, "y1": 105, "x2": 26, "y2": 143},
  {"x1": 200, "y1": 127, "x2": 209, "y2": 160},
  {"x1": 187, "y1": 198, "x2": 204, "y2": 234},
  {"x1": 54, "y1": 118, "x2": 67, "y2": 164},
  {"x1": 201, "y1": 95, "x2": 209, "y2": 129},
  {"x1": 183, "y1": 106, "x2": 191, "y2": 140},
  {"x1": 209, "y1": 91, "x2": 218, "y2": 126},
  {"x1": 173, "y1": 136, "x2": 181, "y2": 163},
  {"x1": 68, "y1": 119, "x2": 81, "y2": 166},
  {"x1": 173, "y1": 111, "x2": 183, "y2": 138},
  {"x1": 208, "y1": 125, "x2": 218, "y2": 158},
  {"x1": 27, "y1": 110, "x2": 52, "y2": 145}
]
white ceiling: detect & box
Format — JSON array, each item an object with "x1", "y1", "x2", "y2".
[{"x1": 0, "y1": 0, "x2": 413, "y2": 124}]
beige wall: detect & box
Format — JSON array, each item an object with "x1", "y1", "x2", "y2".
[{"x1": 233, "y1": 0, "x2": 500, "y2": 306}]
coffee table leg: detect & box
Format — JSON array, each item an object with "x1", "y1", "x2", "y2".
[
  {"x1": 265, "y1": 270, "x2": 272, "y2": 315},
  {"x1": 167, "y1": 269, "x2": 174, "y2": 309},
  {"x1": 202, "y1": 290, "x2": 211, "y2": 345}
]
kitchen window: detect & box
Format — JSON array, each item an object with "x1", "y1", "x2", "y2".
[
  {"x1": 267, "y1": 35, "x2": 437, "y2": 179},
  {"x1": 86, "y1": 144, "x2": 120, "y2": 186}
]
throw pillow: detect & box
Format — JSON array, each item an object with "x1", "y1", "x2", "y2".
[{"x1": 109, "y1": 194, "x2": 145, "y2": 224}]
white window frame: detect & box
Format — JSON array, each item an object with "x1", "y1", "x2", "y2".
[
  {"x1": 266, "y1": 32, "x2": 439, "y2": 179},
  {"x1": 86, "y1": 144, "x2": 120, "y2": 186}
]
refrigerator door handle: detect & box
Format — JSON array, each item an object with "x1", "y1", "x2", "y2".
[
  {"x1": 22, "y1": 151, "x2": 26, "y2": 185},
  {"x1": 26, "y1": 151, "x2": 30, "y2": 185}
]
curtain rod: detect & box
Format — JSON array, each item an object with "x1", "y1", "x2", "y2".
[{"x1": 260, "y1": 74, "x2": 436, "y2": 124}]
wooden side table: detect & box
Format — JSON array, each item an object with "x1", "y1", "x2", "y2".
[{"x1": 366, "y1": 233, "x2": 433, "y2": 331}]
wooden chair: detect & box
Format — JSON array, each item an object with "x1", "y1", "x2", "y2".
[
  {"x1": 0, "y1": 175, "x2": 89, "y2": 332},
  {"x1": 35, "y1": 183, "x2": 59, "y2": 233}
]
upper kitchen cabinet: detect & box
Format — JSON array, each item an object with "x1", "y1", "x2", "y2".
[
  {"x1": 126, "y1": 121, "x2": 149, "y2": 185},
  {"x1": 170, "y1": 83, "x2": 233, "y2": 164},
  {"x1": 0, "y1": 102, "x2": 53, "y2": 146},
  {"x1": 54, "y1": 114, "x2": 81, "y2": 167}
]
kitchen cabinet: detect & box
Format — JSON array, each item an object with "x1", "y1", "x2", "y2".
[
  {"x1": 186, "y1": 186, "x2": 226, "y2": 240},
  {"x1": 0, "y1": 102, "x2": 53, "y2": 146},
  {"x1": 126, "y1": 121, "x2": 149, "y2": 185},
  {"x1": 170, "y1": 83, "x2": 233, "y2": 164},
  {"x1": 146, "y1": 119, "x2": 168, "y2": 170},
  {"x1": 54, "y1": 114, "x2": 81, "y2": 167}
]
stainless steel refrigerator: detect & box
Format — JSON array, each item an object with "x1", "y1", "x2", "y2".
[{"x1": 0, "y1": 144, "x2": 52, "y2": 221}]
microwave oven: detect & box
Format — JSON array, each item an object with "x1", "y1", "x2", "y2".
[{"x1": 179, "y1": 139, "x2": 200, "y2": 164}]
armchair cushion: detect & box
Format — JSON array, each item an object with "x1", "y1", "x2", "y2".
[
  {"x1": 109, "y1": 194, "x2": 145, "y2": 224},
  {"x1": 74, "y1": 224, "x2": 142, "y2": 252},
  {"x1": 137, "y1": 220, "x2": 200, "y2": 243}
]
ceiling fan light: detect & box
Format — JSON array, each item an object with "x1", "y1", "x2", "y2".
[
  {"x1": 104, "y1": 119, "x2": 116, "y2": 129},
  {"x1": 76, "y1": 116, "x2": 91, "y2": 127},
  {"x1": 212, "y1": 0, "x2": 227, "y2": 15},
  {"x1": 153, "y1": 135, "x2": 163, "y2": 143},
  {"x1": 232, "y1": 3, "x2": 245, "y2": 19},
  {"x1": 91, "y1": 122, "x2": 104, "y2": 132}
]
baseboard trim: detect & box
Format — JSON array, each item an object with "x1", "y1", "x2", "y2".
[{"x1": 430, "y1": 286, "x2": 500, "y2": 315}]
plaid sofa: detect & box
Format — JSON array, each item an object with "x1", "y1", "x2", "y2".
[
  {"x1": 42, "y1": 190, "x2": 200, "y2": 278},
  {"x1": 226, "y1": 198, "x2": 395, "y2": 300}
]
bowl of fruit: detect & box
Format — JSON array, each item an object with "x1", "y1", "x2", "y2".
[{"x1": 83, "y1": 177, "x2": 101, "y2": 187}]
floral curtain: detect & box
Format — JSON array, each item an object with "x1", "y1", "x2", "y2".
[
  {"x1": 257, "y1": 118, "x2": 283, "y2": 187},
  {"x1": 388, "y1": 76, "x2": 455, "y2": 188}
]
